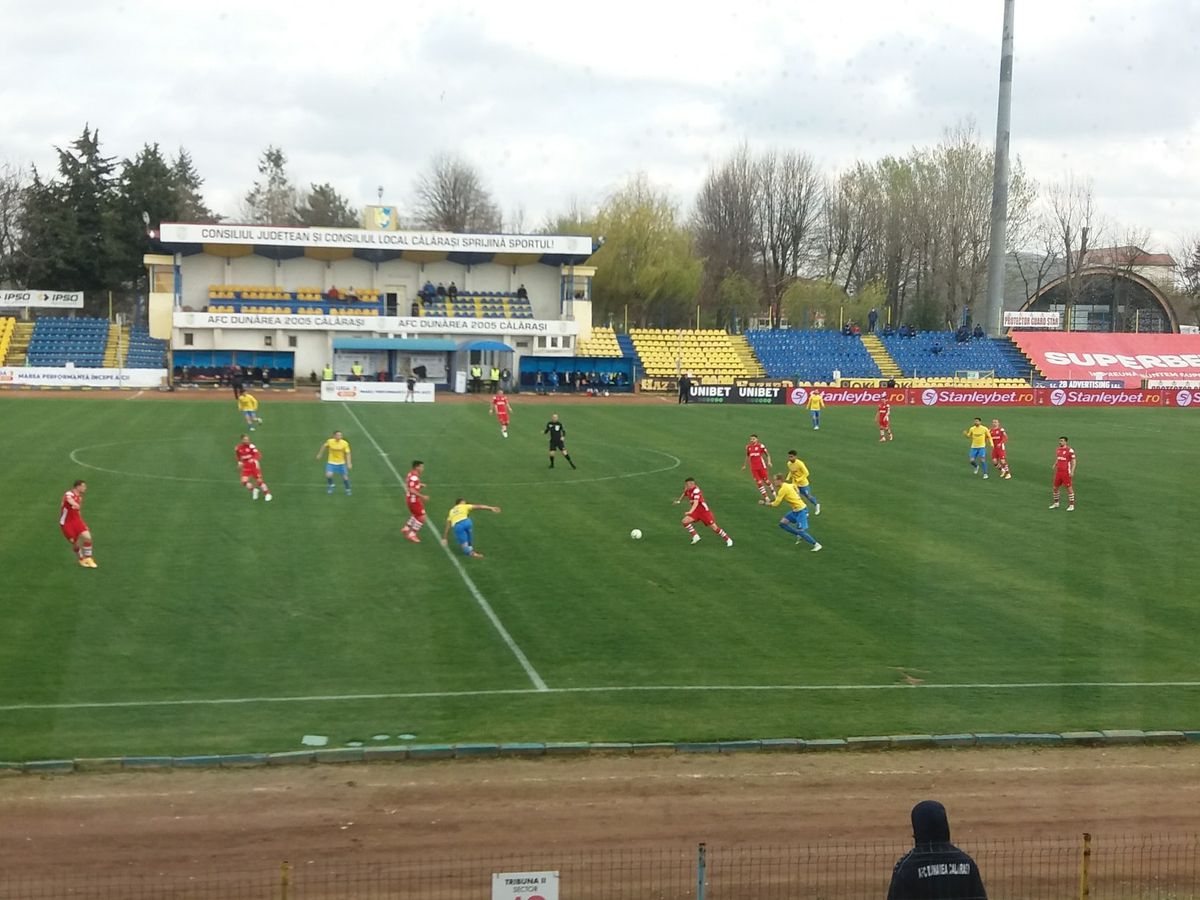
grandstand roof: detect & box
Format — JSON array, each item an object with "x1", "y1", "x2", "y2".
[
  {"x1": 332, "y1": 337, "x2": 457, "y2": 351},
  {"x1": 458, "y1": 340, "x2": 514, "y2": 352},
  {"x1": 154, "y1": 222, "x2": 598, "y2": 267}
]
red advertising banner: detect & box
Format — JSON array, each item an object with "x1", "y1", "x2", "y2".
[
  {"x1": 1035, "y1": 388, "x2": 1164, "y2": 407},
  {"x1": 1164, "y1": 388, "x2": 1200, "y2": 408},
  {"x1": 908, "y1": 387, "x2": 1037, "y2": 406},
  {"x1": 785, "y1": 386, "x2": 908, "y2": 406},
  {"x1": 1012, "y1": 333, "x2": 1200, "y2": 387}
]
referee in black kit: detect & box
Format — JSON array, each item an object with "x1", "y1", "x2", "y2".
[{"x1": 544, "y1": 414, "x2": 576, "y2": 469}]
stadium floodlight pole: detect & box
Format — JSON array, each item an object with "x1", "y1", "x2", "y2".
[{"x1": 983, "y1": 0, "x2": 1015, "y2": 337}]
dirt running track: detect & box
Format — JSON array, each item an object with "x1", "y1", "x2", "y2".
[{"x1": 2, "y1": 747, "x2": 1199, "y2": 879}]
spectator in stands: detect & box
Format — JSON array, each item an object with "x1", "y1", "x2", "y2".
[
  {"x1": 678, "y1": 371, "x2": 693, "y2": 404},
  {"x1": 436, "y1": 282, "x2": 447, "y2": 298},
  {"x1": 422, "y1": 280, "x2": 436, "y2": 301},
  {"x1": 887, "y1": 800, "x2": 987, "y2": 900},
  {"x1": 973, "y1": 323, "x2": 985, "y2": 339},
  {"x1": 346, "y1": 286, "x2": 359, "y2": 302},
  {"x1": 902, "y1": 324, "x2": 915, "y2": 338},
  {"x1": 842, "y1": 322, "x2": 853, "y2": 337},
  {"x1": 868, "y1": 308, "x2": 878, "y2": 333},
  {"x1": 931, "y1": 341, "x2": 943, "y2": 355},
  {"x1": 883, "y1": 322, "x2": 895, "y2": 337},
  {"x1": 448, "y1": 281, "x2": 459, "y2": 300},
  {"x1": 327, "y1": 285, "x2": 341, "y2": 301},
  {"x1": 411, "y1": 299, "x2": 420, "y2": 316},
  {"x1": 516, "y1": 284, "x2": 529, "y2": 300},
  {"x1": 851, "y1": 323, "x2": 861, "y2": 336},
  {"x1": 955, "y1": 325, "x2": 969, "y2": 343}
]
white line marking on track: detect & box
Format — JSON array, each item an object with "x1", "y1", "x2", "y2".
[
  {"x1": 4, "y1": 679, "x2": 1199, "y2": 713},
  {"x1": 340, "y1": 402, "x2": 549, "y2": 691}
]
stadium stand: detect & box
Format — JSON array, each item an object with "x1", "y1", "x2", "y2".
[
  {"x1": 3, "y1": 320, "x2": 32, "y2": 365},
  {"x1": 630, "y1": 329, "x2": 765, "y2": 380},
  {"x1": 125, "y1": 327, "x2": 168, "y2": 368},
  {"x1": 746, "y1": 329, "x2": 882, "y2": 381},
  {"x1": 26, "y1": 317, "x2": 110, "y2": 367},
  {"x1": 206, "y1": 285, "x2": 384, "y2": 315},
  {"x1": 0, "y1": 317, "x2": 13, "y2": 364},
  {"x1": 576, "y1": 326, "x2": 622, "y2": 357},
  {"x1": 417, "y1": 292, "x2": 534, "y2": 319},
  {"x1": 881, "y1": 331, "x2": 1026, "y2": 379}
]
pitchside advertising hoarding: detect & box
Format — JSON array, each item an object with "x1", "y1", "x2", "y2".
[
  {"x1": 0, "y1": 367, "x2": 166, "y2": 388},
  {"x1": 319, "y1": 381, "x2": 435, "y2": 403},
  {"x1": 1013, "y1": 333, "x2": 1200, "y2": 387}
]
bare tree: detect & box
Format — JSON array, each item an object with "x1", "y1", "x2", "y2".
[
  {"x1": 692, "y1": 144, "x2": 760, "y2": 310},
  {"x1": 1047, "y1": 174, "x2": 1102, "y2": 313},
  {"x1": 0, "y1": 162, "x2": 28, "y2": 285},
  {"x1": 241, "y1": 146, "x2": 299, "y2": 225},
  {"x1": 413, "y1": 153, "x2": 501, "y2": 233},
  {"x1": 756, "y1": 150, "x2": 823, "y2": 324}
]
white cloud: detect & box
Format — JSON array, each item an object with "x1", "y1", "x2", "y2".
[{"x1": 1, "y1": 0, "x2": 1198, "y2": 246}]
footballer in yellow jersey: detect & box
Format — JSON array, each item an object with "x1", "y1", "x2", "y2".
[
  {"x1": 761, "y1": 473, "x2": 822, "y2": 551},
  {"x1": 237, "y1": 392, "x2": 262, "y2": 430},
  {"x1": 805, "y1": 390, "x2": 825, "y2": 429},
  {"x1": 963, "y1": 417, "x2": 994, "y2": 478},
  {"x1": 785, "y1": 450, "x2": 821, "y2": 514},
  {"x1": 316, "y1": 430, "x2": 353, "y2": 495},
  {"x1": 442, "y1": 498, "x2": 501, "y2": 558}
]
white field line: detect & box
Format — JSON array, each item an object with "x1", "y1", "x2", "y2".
[
  {"x1": 4, "y1": 680, "x2": 1200, "y2": 713},
  {"x1": 340, "y1": 402, "x2": 549, "y2": 691}
]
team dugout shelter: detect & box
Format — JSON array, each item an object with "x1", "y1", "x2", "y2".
[{"x1": 147, "y1": 211, "x2": 602, "y2": 389}]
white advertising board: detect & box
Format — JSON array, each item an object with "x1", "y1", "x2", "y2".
[
  {"x1": 160, "y1": 222, "x2": 592, "y2": 256},
  {"x1": 0, "y1": 367, "x2": 166, "y2": 388},
  {"x1": 492, "y1": 871, "x2": 559, "y2": 900},
  {"x1": 1003, "y1": 311, "x2": 1062, "y2": 328},
  {"x1": 320, "y1": 380, "x2": 435, "y2": 403},
  {"x1": 0, "y1": 290, "x2": 84, "y2": 309},
  {"x1": 175, "y1": 311, "x2": 575, "y2": 336}
]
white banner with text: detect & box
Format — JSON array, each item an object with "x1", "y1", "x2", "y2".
[
  {"x1": 160, "y1": 222, "x2": 592, "y2": 256},
  {"x1": 176, "y1": 311, "x2": 576, "y2": 336},
  {"x1": 0, "y1": 290, "x2": 85, "y2": 309},
  {"x1": 1003, "y1": 310, "x2": 1062, "y2": 329},
  {"x1": 320, "y1": 381, "x2": 436, "y2": 403},
  {"x1": 0, "y1": 367, "x2": 165, "y2": 387}
]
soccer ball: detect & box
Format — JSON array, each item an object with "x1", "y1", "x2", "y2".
[
  {"x1": 603, "y1": 390, "x2": 610, "y2": 397},
  {"x1": 630, "y1": 528, "x2": 643, "y2": 540}
]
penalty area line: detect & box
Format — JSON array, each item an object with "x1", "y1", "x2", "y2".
[
  {"x1": 340, "y1": 402, "x2": 549, "y2": 692},
  {"x1": 4, "y1": 680, "x2": 1199, "y2": 713}
]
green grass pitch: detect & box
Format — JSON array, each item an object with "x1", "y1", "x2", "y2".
[{"x1": 1, "y1": 395, "x2": 1199, "y2": 760}]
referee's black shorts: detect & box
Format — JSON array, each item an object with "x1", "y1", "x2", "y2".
[{"x1": 549, "y1": 439, "x2": 564, "y2": 451}]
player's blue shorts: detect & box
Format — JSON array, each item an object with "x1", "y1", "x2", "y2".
[
  {"x1": 784, "y1": 508, "x2": 809, "y2": 530},
  {"x1": 326, "y1": 463, "x2": 348, "y2": 477},
  {"x1": 243, "y1": 410, "x2": 255, "y2": 421},
  {"x1": 969, "y1": 447, "x2": 987, "y2": 461},
  {"x1": 453, "y1": 519, "x2": 474, "y2": 551}
]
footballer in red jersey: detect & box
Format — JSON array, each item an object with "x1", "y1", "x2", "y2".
[
  {"x1": 60, "y1": 480, "x2": 97, "y2": 568},
  {"x1": 401, "y1": 460, "x2": 430, "y2": 543},
  {"x1": 1050, "y1": 436, "x2": 1076, "y2": 510},
  {"x1": 674, "y1": 477, "x2": 733, "y2": 547},
  {"x1": 876, "y1": 402, "x2": 893, "y2": 442},
  {"x1": 235, "y1": 435, "x2": 272, "y2": 501},
  {"x1": 990, "y1": 418, "x2": 1011, "y2": 479},
  {"x1": 490, "y1": 390, "x2": 511, "y2": 438},
  {"x1": 742, "y1": 434, "x2": 772, "y2": 500}
]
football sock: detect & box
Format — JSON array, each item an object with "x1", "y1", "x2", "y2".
[
  {"x1": 684, "y1": 524, "x2": 698, "y2": 536},
  {"x1": 1052, "y1": 490, "x2": 1060, "y2": 502},
  {"x1": 245, "y1": 482, "x2": 254, "y2": 492},
  {"x1": 716, "y1": 527, "x2": 729, "y2": 540},
  {"x1": 259, "y1": 482, "x2": 269, "y2": 494},
  {"x1": 565, "y1": 453, "x2": 576, "y2": 469},
  {"x1": 779, "y1": 522, "x2": 803, "y2": 537},
  {"x1": 326, "y1": 477, "x2": 334, "y2": 488},
  {"x1": 795, "y1": 531, "x2": 817, "y2": 546},
  {"x1": 81, "y1": 540, "x2": 93, "y2": 558},
  {"x1": 1068, "y1": 491, "x2": 1075, "y2": 504},
  {"x1": 980, "y1": 461, "x2": 988, "y2": 475},
  {"x1": 549, "y1": 457, "x2": 555, "y2": 468}
]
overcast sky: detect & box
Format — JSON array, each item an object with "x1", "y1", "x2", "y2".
[{"x1": 2, "y1": 0, "x2": 1198, "y2": 249}]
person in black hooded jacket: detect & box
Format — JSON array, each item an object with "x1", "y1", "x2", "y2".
[{"x1": 887, "y1": 800, "x2": 987, "y2": 900}]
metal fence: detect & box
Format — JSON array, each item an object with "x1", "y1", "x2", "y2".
[{"x1": 4, "y1": 835, "x2": 1200, "y2": 899}]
